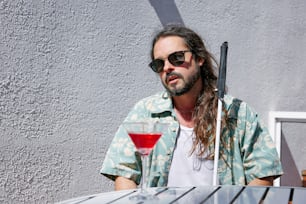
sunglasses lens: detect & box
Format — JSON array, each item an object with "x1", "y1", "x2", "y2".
[
  {"x1": 168, "y1": 52, "x2": 185, "y2": 66},
  {"x1": 149, "y1": 51, "x2": 189, "y2": 73},
  {"x1": 149, "y1": 59, "x2": 164, "y2": 73}
]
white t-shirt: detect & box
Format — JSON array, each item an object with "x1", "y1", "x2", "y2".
[{"x1": 167, "y1": 125, "x2": 216, "y2": 187}]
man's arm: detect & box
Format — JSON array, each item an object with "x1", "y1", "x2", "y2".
[
  {"x1": 115, "y1": 176, "x2": 137, "y2": 190},
  {"x1": 248, "y1": 176, "x2": 274, "y2": 186}
]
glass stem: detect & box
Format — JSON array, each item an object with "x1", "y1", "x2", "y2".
[{"x1": 140, "y1": 155, "x2": 148, "y2": 194}]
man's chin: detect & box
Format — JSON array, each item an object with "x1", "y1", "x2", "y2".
[
  {"x1": 163, "y1": 83, "x2": 189, "y2": 96},
  {"x1": 166, "y1": 88, "x2": 189, "y2": 96}
]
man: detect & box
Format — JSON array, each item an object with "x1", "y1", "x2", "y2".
[{"x1": 101, "y1": 25, "x2": 283, "y2": 190}]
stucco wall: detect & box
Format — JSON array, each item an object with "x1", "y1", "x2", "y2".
[{"x1": 1, "y1": 0, "x2": 306, "y2": 203}]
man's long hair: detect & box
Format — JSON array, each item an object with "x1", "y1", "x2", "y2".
[{"x1": 150, "y1": 25, "x2": 226, "y2": 158}]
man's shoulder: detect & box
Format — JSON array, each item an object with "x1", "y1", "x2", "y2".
[
  {"x1": 134, "y1": 91, "x2": 172, "y2": 113},
  {"x1": 137, "y1": 91, "x2": 170, "y2": 103},
  {"x1": 224, "y1": 94, "x2": 258, "y2": 119},
  {"x1": 224, "y1": 95, "x2": 249, "y2": 118},
  {"x1": 224, "y1": 95, "x2": 244, "y2": 108}
]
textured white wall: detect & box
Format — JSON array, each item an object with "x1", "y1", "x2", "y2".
[{"x1": 0, "y1": 0, "x2": 306, "y2": 203}]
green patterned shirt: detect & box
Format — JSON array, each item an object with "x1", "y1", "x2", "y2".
[{"x1": 100, "y1": 92, "x2": 283, "y2": 186}]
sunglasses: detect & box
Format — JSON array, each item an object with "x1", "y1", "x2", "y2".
[{"x1": 149, "y1": 50, "x2": 192, "y2": 73}]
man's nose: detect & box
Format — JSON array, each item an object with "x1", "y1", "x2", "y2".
[{"x1": 163, "y1": 59, "x2": 174, "y2": 73}]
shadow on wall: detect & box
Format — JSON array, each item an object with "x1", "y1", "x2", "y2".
[
  {"x1": 149, "y1": 0, "x2": 184, "y2": 27},
  {"x1": 281, "y1": 131, "x2": 302, "y2": 186}
]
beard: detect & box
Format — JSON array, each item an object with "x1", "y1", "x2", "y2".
[{"x1": 162, "y1": 66, "x2": 201, "y2": 96}]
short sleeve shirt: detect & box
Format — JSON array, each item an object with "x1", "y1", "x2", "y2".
[{"x1": 100, "y1": 92, "x2": 283, "y2": 186}]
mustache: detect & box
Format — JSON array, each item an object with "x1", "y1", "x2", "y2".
[{"x1": 166, "y1": 72, "x2": 183, "y2": 82}]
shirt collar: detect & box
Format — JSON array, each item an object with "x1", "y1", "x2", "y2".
[{"x1": 149, "y1": 91, "x2": 173, "y2": 115}]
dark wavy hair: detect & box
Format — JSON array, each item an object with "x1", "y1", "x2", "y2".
[{"x1": 151, "y1": 25, "x2": 227, "y2": 158}]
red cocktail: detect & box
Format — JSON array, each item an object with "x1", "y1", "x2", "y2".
[
  {"x1": 123, "y1": 121, "x2": 168, "y2": 201},
  {"x1": 128, "y1": 132, "x2": 162, "y2": 156}
]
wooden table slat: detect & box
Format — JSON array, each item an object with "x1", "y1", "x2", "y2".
[
  {"x1": 232, "y1": 186, "x2": 267, "y2": 203},
  {"x1": 200, "y1": 185, "x2": 243, "y2": 203},
  {"x1": 292, "y1": 188, "x2": 306, "y2": 204},
  {"x1": 263, "y1": 187, "x2": 291, "y2": 204},
  {"x1": 167, "y1": 186, "x2": 220, "y2": 203}
]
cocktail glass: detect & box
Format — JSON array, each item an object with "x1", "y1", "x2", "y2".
[{"x1": 122, "y1": 121, "x2": 168, "y2": 201}]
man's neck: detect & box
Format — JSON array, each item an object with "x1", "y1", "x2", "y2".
[
  {"x1": 172, "y1": 84, "x2": 202, "y2": 128},
  {"x1": 173, "y1": 94, "x2": 197, "y2": 112},
  {"x1": 172, "y1": 79, "x2": 202, "y2": 112},
  {"x1": 173, "y1": 103, "x2": 194, "y2": 128}
]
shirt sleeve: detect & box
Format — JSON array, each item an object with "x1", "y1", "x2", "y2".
[
  {"x1": 240, "y1": 103, "x2": 283, "y2": 184},
  {"x1": 100, "y1": 100, "x2": 150, "y2": 185}
]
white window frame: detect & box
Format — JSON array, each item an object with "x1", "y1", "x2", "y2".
[{"x1": 268, "y1": 111, "x2": 306, "y2": 186}]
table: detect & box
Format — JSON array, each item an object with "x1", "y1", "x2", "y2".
[{"x1": 56, "y1": 185, "x2": 306, "y2": 204}]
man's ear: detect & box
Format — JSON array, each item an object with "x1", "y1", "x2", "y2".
[{"x1": 198, "y1": 58, "x2": 204, "y2": 66}]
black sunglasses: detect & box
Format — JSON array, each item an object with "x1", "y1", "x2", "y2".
[{"x1": 149, "y1": 50, "x2": 192, "y2": 73}]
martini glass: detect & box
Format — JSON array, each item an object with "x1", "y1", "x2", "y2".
[{"x1": 123, "y1": 121, "x2": 168, "y2": 201}]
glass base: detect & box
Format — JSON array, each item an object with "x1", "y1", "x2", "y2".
[{"x1": 129, "y1": 191, "x2": 158, "y2": 201}]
